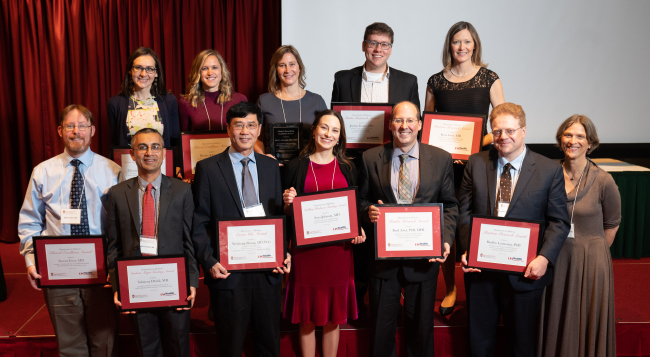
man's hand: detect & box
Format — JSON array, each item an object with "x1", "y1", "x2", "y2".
[
  {"x1": 27, "y1": 266, "x2": 42, "y2": 291},
  {"x1": 273, "y1": 253, "x2": 291, "y2": 274},
  {"x1": 368, "y1": 200, "x2": 385, "y2": 223},
  {"x1": 209, "y1": 263, "x2": 230, "y2": 279},
  {"x1": 104, "y1": 273, "x2": 112, "y2": 288},
  {"x1": 177, "y1": 287, "x2": 197, "y2": 311},
  {"x1": 114, "y1": 291, "x2": 136, "y2": 314},
  {"x1": 351, "y1": 227, "x2": 367, "y2": 244},
  {"x1": 524, "y1": 255, "x2": 549, "y2": 280},
  {"x1": 430, "y1": 243, "x2": 451, "y2": 263},
  {"x1": 460, "y1": 251, "x2": 481, "y2": 273}
]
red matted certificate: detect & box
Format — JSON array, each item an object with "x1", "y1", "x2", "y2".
[
  {"x1": 33, "y1": 236, "x2": 107, "y2": 288},
  {"x1": 374, "y1": 204, "x2": 444, "y2": 259},
  {"x1": 112, "y1": 147, "x2": 174, "y2": 180},
  {"x1": 292, "y1": 187, "x2": 361, "y2": 247},
  {"x1": 181, "y1": 131, "x2": 230, "y2": 179},
  {"x1": 116, "y1": 255, "x2": 190, "y2": 311},
  {"x1": 466, "y1": 215, "x2": 542, "y2": 274},
  {"x1": 331, "y1": 102, "x2": 393, "y2": 149},
  {"x1": 218, "y1": 217, "x2": 286, "y2": 272},
  {"x1": 421, "y1": 112, "x2": 485, "y2": 160}
]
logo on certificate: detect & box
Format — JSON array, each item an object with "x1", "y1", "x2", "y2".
[
  {"x1": 333, "y1": 226, "x2": 348, "y2": 231},
  {"x1": 508, "y1": 257, "x2": 524, "y2": 261}
]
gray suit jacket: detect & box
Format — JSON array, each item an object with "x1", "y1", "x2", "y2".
[
  {"x1": 106, "y1": 175, "x2": 199, "y2": 291},
  {"x1": 458, "y1": 148, "x2": 570, "y2": 291},
  {"x1": 358, "y1": 142, "x2": 458, "y2": 282}
]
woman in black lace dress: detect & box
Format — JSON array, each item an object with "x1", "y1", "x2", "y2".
[{"x1": 424, "y1": 21, "x2": 505, "y2": 317}]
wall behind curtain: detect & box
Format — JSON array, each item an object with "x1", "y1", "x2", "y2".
[{"x1": 0, "y1": 0, "x2": 280, "y2": 243}]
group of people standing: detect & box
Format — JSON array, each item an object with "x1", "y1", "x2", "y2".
[{"x1": 17, "y1": 20, "x2": 621, "y2": 357}]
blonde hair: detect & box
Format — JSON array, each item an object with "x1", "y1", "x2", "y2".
[
  {"x1": 442, "y1": 21, "x2": 488, "y2": 69},
  {"x1": 183, "y1": 49, "x2": 233, "y2": 107},
  {"x1": 267, "y1": 45, "x2": 306, "y2": 93},
  {"x1": 490, "y1": 103, "x2": 526, "y2": 128}
]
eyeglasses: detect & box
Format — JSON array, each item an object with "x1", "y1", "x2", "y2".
[
  {"x1": 232, "y1": 122, "x2": 259, "y2": 131},
  {"x1": 135, "y1": 144, "x2": 163, "y2": 153},
  {"x1": 61, "y1": 124, "x2": 92, "y2": 132},
  {"x1": 492, "y1": 127, "x2": 523, "y2": 137},
  {"x1": 392, "y1": 118, "x2": 418, "y2": 126},
  {"x1": 364, "y1": 40, "x2": 393, "y2": 50},
  {"x1": 132, "y1": 65, "x2": 157, "y2": 74}
]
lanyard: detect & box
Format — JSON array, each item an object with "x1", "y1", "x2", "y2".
[
  {"x1": 310, "y1": 159, "x2": 337, "y2": 191},
  {"x1": 279, "y1": 92, "x2": 301, "y2": 123},
  {"x1": 203, "y1": 99, "x2": 224, "y2": 131},
  {"x1": 568, "y1": 162, "x2": 588, "y2": 224}
]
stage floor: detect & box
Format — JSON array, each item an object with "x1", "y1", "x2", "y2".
[{"x1": 1, "y1": 242, "x2": 649, "y2": 356}]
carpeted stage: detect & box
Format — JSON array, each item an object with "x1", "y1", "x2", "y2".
[{"x1": 1, "y1": 242, "x2": 649, "y2": 357}]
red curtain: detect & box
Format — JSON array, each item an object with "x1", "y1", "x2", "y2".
[{"x1": 0, "y1": 0, "x2": 280, "y2": 243}]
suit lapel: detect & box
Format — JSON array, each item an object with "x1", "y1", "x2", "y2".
[
  {"x1": 508, "y1": 150, "x2": 536, "y2": 213},
  {"x1": 255, "y1": 153, "x2": 270, "y2": 211},
  {"x1": 413, "y1": 144, "x2": 430, "y2": 202},
  {"x1": 157, "y1": 176, "x2": 172, "y2": 231},
  {"x1": 125, "y1": 178, "x2": 141, "y2": 233},
  {"x1": 217, "y1": 154, "x2": 245, "y2": 217},
  {"x1": 487, "y1": 151, "x2": 498, "y2": 215},
  {"x1": 388, "y1": 66, "x2": 398, "y2": 104},
  {"x1": 351, "y1": 67, "x2": 362, "y2": 102},
  {"x1": 378, "y1": 145, "x2": 397, "y2": 203}
]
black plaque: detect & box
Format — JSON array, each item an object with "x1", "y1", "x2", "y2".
[{"x1": 270, "y1": 123, "x2": 301, "y2": 164}]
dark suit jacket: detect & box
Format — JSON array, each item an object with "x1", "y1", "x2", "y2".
[
  {"x1": 358, "y1": 142, "x2": 458, "y2": 282},
  {"x1": 106, "y1": 175, "x2": 199, "y2": 291},
  {"x1": 458, "y1": 148, "x2": 570, "y2": 291},
  {"x1": 331, "y1": 66, "x2": 420, "y2": 110},
  {"x1": 191, "y1": 148, "x2": 285, "y2": 290}
]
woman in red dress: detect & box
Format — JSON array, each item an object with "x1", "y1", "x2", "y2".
[{"x1": 282, "y1": 110, "x2": 366, "y2": 357}]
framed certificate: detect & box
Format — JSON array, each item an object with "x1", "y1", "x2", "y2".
[
  {"x1": 181, "y1": 131, "x2": 230, "y2": 179},
  {"x1": 466, "y1": 215, "x2": 543, "y2": 275},
  {"x1": 421, "y1": 112, "x2": 486, "y2": 160},
  {"x1": 218, "y1": 216, "x2": 286, "y2": 272},
  {"x1": 112, "y1": 147, "x2": 174, "y2": 181},
  {"x1": 33, "y1": 236, "x2": 108, "y2": 288},
  {"x1": 270, "y1": 123, "x2": 301, "y2": 164},
  {"x1": 291, "y1": 187, "x2": 361, "y2": 247},
  {"x1": 331, "y1": 102, "x2": 393, "y2": 149},
  {"x1": 115, "y1": 255, "x2": 190, "y2": 311},
  {"x1": 374, "y1": 204, "x2": 444, "y2": 260}
]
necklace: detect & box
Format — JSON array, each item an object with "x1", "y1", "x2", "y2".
[
  {"x1": 279, "y1": 90, "x2": 301, "y2": 123},
  {"x1": 450, "y1": 64, "x2": 477, "y2": 77},
  {"x1": 203, "y1": 97, "x2": 224, "y2": 131},
  {"x1": 309, "y1": 157, "x2": 337, "y2": 191},
  {"x1": 563, "y1": 160, "x2": 588, "y2": 181}
]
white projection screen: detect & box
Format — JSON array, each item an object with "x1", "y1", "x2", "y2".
[{"x1": 281, "y1": 0, "x2": 650, "y2": 144}]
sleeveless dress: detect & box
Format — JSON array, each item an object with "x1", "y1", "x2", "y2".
[{"x1": 283, "y1": 159, "x2": 358, "y2": 325}]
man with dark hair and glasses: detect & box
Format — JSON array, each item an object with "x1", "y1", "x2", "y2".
[
  {"x1": 457, "y1": 102, "x2": 570, "y2": 357},
  {"x1": 18, "y1": 104, "x2": 121, "y2": 356},
  {"x1": 191, "y1": 101, "x2": 290, "y2": 357},
  {"x1": 331, "y1": 22, "x2": 420, "y2": 110}
]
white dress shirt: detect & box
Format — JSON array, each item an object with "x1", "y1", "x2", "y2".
[{"x1": 361, "y1": 64, "x2": 390, "y2": 103}]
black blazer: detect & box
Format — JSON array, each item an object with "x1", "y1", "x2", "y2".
[
  {"x1": 458, "y1": 148, "x2": 570, "y2": 291},
  {"x1": 107, "y1": 93, "x2": 180, "y2": 148},
  {"x1": 106, "y1": 175, "x2": 199, "y2": 290},
  {"x1": 191, "y1": 148, "x2": 285, "y2": 290},
  {"x1": 331, "y1": 66, "x2": 420, "y2": 110},
  {"x1": 357, "y1": 142, "x2": 458, "y2": 282}
]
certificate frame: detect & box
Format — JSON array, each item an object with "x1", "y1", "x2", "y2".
[
  {"x1": 269, "y1": 123, "x2": 302, "y2": 164},
  {"x1": 331, "y1": 102, "x2": 393, "y2": 149},
  {"x1": 291, "y1": 187, "x2": 361, "y2": 248},
  {"x1": 218, "y1": 216, "x2": 287, "y2": 272},
  {"x1": 180, "y1": 131, "x2": 230, "y2": 179},
  {"x1": 33, "y1": 235, "x2": 108, "y2": 288},
  {"x1": 466, "y1": 215, "x2": 543, "y2": 275},
  {"x1": 374, "y1": 204, "x2": 444, "y2": 260},
  {"x1": 420, "y1": 112, "x2": 486, "y2": 161},
  {"x1": 112, "y1": 147, "x2": 174, "y2": 180},
  {"x1": 115, "y1": 255, "x2": 190, "y2": 312}
]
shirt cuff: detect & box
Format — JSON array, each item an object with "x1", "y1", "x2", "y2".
[{"x1": 25, "y1": 254, "x2": 35, "y2": 269}]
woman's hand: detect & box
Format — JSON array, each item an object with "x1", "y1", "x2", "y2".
[
  {"x1": 283, "y1": 187, "x2": 297, "y2": 206},
  {"x1": 351, "y1": 227, "x2": 367, "y2": 244}
]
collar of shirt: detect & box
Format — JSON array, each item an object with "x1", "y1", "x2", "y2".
[
  {"x1": 137, "y1": 172, "x2": 162, "y2": 192},
  {"x1": 228, "y1": 146, "x2": 256, "y2": 164},
  {"x1": 362, "y1": 64, "x2": 390, "y2": 83},
  {"x1": 496, "y1": 145, "x2": 527, "y2": 197},
  {"x1": 62, "y1": 148, "x2": 94, "y2": 170},
  {"x1": 392, "y1": 140, "x2": 420, "y2": 160}
]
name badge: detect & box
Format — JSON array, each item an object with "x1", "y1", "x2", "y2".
[
  {"x1": 140, "y1": 236, "x2": 158, "y2": 256},
  {"x1": 568, "y1": 223, "x2": 575, "y2": 239},
  {"x1": 497, "y1": 202, "x2": 509, "y2": 217},
  {"x1": 244, "y1": 203, "x2": 266, "y2": 217},
  {"x1": 61, "y1": 209, "x2": 82, "y2": 224}
]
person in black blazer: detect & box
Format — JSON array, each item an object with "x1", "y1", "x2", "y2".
[
  {"x1": 107, "y1": 128, "x2": 198, "y2": 357},
  {"x1": 457, "y1": 103, "x2": 570, "y2": 357},
  {"x1": 331, "y1": 22, "x2": 420, "y2": 110},
  {"x1": 191, "y1": 102, "x2": 290, "y2": 357},
  {"x1": 107, "y1": 47, "x2": 180, "y2": 148},
  {"x1": 358, "y1": 101, "x2": 458, "y2": 357}
]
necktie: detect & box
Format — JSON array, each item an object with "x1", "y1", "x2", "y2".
[
  {"x1": 142, "y1": 183, "x2": 156, "y2": 237},
  {"x1": 70, "y1": 159, "x2": 89, "y2": 235},
  {"x1": 398, "y1": 154, "x2": 412, "y2": 204},
  {"x1": 241, "y1": 158, "x2": 258, "y2": 207},
  {"x1": 495, "y1": 163, "x2": 513, "y2": 215}
]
